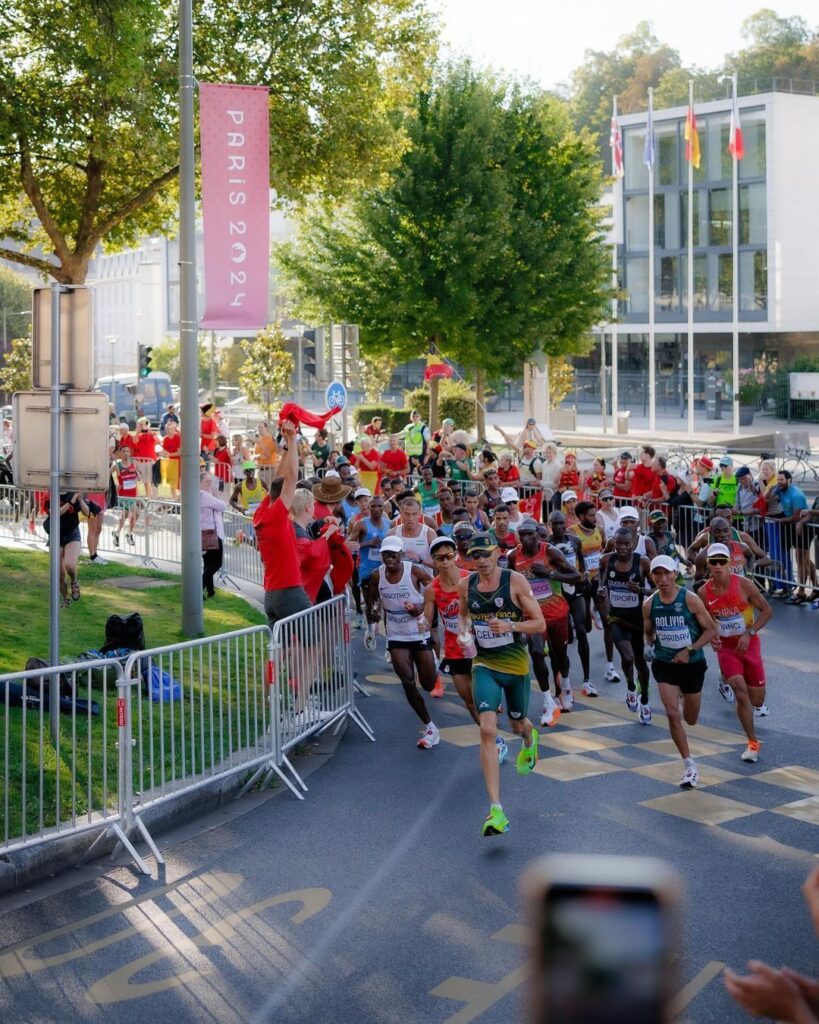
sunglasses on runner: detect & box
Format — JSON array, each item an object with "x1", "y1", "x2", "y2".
[
  {"x1": 707, "y1": 557, "x2": 729, "y2": 566},
  {"x1": 432, "y1": 551, "x2": 456, "y2": 562}
]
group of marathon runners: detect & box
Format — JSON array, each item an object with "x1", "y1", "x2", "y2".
[{"x1": 354, "y1": 490, "x2": 774, "y2": 837}]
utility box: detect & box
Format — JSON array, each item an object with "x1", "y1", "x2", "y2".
[
  {"x1": 705, "y1": 372, "x2": 723, "y2": 420},
  {"x1": 551, "y1": 406, "x2": 576, "y2": 431},
  {"x1": 616, "y1": 411, "x2": 630, "y2": 434}
]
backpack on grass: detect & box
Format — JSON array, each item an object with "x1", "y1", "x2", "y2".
[{"x1": 101, "y1": 613, "x2": 145, "y2": 654}]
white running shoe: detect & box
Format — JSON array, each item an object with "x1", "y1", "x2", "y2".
[
  {"x1": 581, "y1": 681, "x2": 598, "y2": 697},
  {"x1": 718, "y1": 678, "x2": 735, "y2": 703},
  {"x1": 417, "y1": 725, "x2": 440, "y2": 749},
  {"x1": 753, "y1": 703, "x2": 769, "y2": 718},
  {"x1": 741, "y1": 741, "x2": 761, "y2": 763},
  {"x1": 639, "y1": 703, "x2": 652, "y2": 726},
  {"x1": 591, "y1": 607, "x2": 604, "y2": 630},
  {"x1": 605, "y1": 666, "x2": 621, "y2": 683},
  {"x1": 496, "y1": 737, "x2": 509, "y2": 764},
  {"x1": 559, "y1": 689, "x2": 574, "y2": 712},
  {"x1": 679, "y1": 763, "x2": 699, "y2": 788},
  {"x1": 385, "y1": 649, "x2": 391, "y2": 663},
  {"x1": 626, "y1": 690, "x2": 638, "y2": 712},
  {"x1": 352, "y1": 612, "x2": 363, "y2": 629},
  {"x1": 363, "y1": 626, "x2": 377, "y2": 651},
  {"x1": 540, "y1": 700, "x2": 562, "y2": 727}
]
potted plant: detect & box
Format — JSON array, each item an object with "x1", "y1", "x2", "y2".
[{"x1": 736, "y1": 370, "x2": 763, "y2": 426}]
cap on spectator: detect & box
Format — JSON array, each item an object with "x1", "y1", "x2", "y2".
[
  {"x1": 242, "y1": 460, "x2": 256, "y2": 471},
  {"x1": 467, "y1": 532, "x2": 498, "y2": 555},
  {"x1": 380, "y1": 536, "x2": 404, "y2": 554},
  {"x1": 522, "y1": 439, "x2": 538, "y2": 449},
  {"x1": 312, "y1": 477, "x2": 351, "y2": 504},
  {"x1": 698, "y1": 456, "x2": 714, "y2": 470},
  {"x1": 620, "y1": 451, "x2": 633, "y2": 460},
  {"x1": 200, "y1": 403, "x2": 215, "y2": 415},
  {"x1": 430, "y1": 536, "x2": 457, "y2": 557},
  {"x1": 618, "y1": 505, "x2": 640, "y2": 521},
  {"x1": 501, "y1": 487, "x2": 519, "y2": 503},
  {"x1": 562, "y1": 490, "x2": 578, "y2": 502},
  {"x1": 516, "y1": 518, "x2": 538, "y2": 533},
  {"x1": 719, "y1": 455, "x2": 734, "y2": 467},
  {"x1": 118, "y1": 423, "x2": 130, "y2": 431},
  {"x1": 354, "y1": 487, "x2": 371, "y2": 499},
  {"x1": 735, "y1": 465, "x2": 752, "y2": 478},
  {"x1": 442, "y1": 418, "x2": 454, "y2": 428},
  {"x1": 706, "y1": 542, "x2": 731, "y2": 559},
  {"x1": 648, "y1": 509, "x2": 667, "y2": 523},
  {"x1": 599, "y1": 488, "x2": 614, "y2": 499},
  {"x1": 650, "y1": 554, "x2": 678, "y2": 573},
  {"x1": 335, "y1": 455, "x2": 350, "y2": 466},
  {"x1": 324, "y1": 469, "x2": 340, "y2": 479},
  {"x1": 453, "y1": 442, "x2": 467, "y2": 452},
  {"x1": 452, "y1": 521, "x2": 476, "y2": 536}
]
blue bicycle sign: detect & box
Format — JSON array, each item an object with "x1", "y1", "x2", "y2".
[{"x1": 325, "y1": 381, "x2": 348, "y2": 411}]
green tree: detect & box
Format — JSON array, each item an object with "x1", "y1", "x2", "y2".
[
  {"x1": 278, "y1": 63, "x2": 611, "y2": 433},
  {"x1": 360, "y1": 352, "x2": 397, "y2": 402},
  {"x1": 219, "y1": 343, "x2": 247, "y2": 388},
  {"x1": 0, "y1": 335, "x2": 32, "y2": 394},
  {"x1": 150, "y1": 335, "x2": 210, "y2": 389},
  {"x1": 238, "y1": 323, "x2": 294, "y2": 419},
  {"x1": 0, "y1": 0, "x2": 436, "y2": 284},
  {"x1": 725, "y1": 10, "x2": 819, "y2": 83}
]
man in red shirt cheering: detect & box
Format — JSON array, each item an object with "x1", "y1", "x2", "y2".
[{"x1": 380, "y1": 433, "x2": 410, "y2": 482}]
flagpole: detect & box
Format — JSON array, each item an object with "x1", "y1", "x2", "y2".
[
  {"x1": 610, "y1": 97, "x2": 620, "y2": 435},
  {"x1": 687, "y1": 81, "x2": 695, "y2": 438},
  {"x1": 647, "y1": 88, "x2": 656, "y2": 434},
  {"x1": 731, "y1": 74, "x2": 740, "y2": 436}
]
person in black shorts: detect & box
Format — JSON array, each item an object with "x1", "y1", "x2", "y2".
[
  {"x1": 43, "y1": 492, "x2": 90, "y2": 607},
  {"x1": 599, "y1": 528, "x2": 653, "y2": 723},
  {"x1": 643, "y1": 555, "x2": 717, "y2": 789}
]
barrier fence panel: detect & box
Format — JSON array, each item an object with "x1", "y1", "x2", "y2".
[
  {"x1": 0, "y1": 657, "x2": 152, "y2": 871},
  {"x1": 272, "y1": 595, "x2": 375, "y2": 795},
  {"x1": 123, "y1": 625, "x2": 279, "y2": 826},
  {"x1": 220, "y1": 508, "x2": 265, "y2": 589}
]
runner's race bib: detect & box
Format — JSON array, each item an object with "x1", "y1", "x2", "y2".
[
  {"x1": 584, "y1": 551, "x2": 601, "y2": 572},
  {"x1": 530, "y1": 578, "x2": 552, "y2": 600},
  {"x1": 656, "y1": 625, "x2": 691, "y2": 649},
  {"x1": 442, "y1": 613, "x2": 459, "y2": 634},
  {"x1": 716, "y1": 614, "x2": 745, "y2": 638},
  {"x1": 473, "y1": 620, "x2": 514, "y2": 649},
  {"x1": 609, "y1": 587, "x2": 639, "y2": 609}
]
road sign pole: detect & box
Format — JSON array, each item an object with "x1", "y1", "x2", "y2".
[{"x1": 48, "y1": 282, "x2": 62, "y2": 747}]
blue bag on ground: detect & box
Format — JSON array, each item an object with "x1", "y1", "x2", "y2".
[{"x1": 140, "y1": 661, "x2": 182, "y2": 703}]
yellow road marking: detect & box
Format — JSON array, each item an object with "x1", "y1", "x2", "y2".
[
  {"x1": 670, "y1": 960, "x2": 725, "y2": 1019},
  {"x1": 0, "y1": 872, "x2": 243, "y2": 979},
  {"x1": 85, "y1": 886, "x2": 331, "y2": 1005}
]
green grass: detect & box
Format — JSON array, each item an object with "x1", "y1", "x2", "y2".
[{"x1": 0, "y1": 548, "x2": 269, "y2": 845}]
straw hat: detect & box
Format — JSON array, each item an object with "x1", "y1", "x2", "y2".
[{"x1": 312, "y1": 477, "x2": 352, "y2": 504}]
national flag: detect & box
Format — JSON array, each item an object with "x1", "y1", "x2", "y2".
[
  {"x1": 609, "y1": 112, "x2": 624, "y2": 179},
  {"x1": 684, "y1": 105, "x2": 700, "y2": 168},
  {"x1": 423, "y1": 353, "x2": 453, "y2": 382},
  {"x1": 728, "y1": 87, "x2": 744, "y2": 160},
  {"x1": 643, "y1": 94, "x2": 655, "y2": 169}
]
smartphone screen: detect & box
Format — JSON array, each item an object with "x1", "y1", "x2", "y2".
[{"x1": 536, "y1": 884, "x2": 668, "y2": 1024}]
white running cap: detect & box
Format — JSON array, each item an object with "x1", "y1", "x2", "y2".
[
  {"x1": 618, "y1": 505, "x2": 640, "y2": 521},
  {"x1": 650, "y1": 554, "x2": 677, "y2": 573},
  {"x1": 380, "y1": 536, "x2": 404, "y2": 553}
]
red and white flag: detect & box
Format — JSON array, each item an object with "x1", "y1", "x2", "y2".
[
  {"x1": 200, "y1": 83, "x2": 270, "y2": 330},
  {"x1": 609, "y1": 112, "x2": 624, "y2": 179},
  {"x1": 728, "y1": 86, "x2": 744, "y2": 160}
]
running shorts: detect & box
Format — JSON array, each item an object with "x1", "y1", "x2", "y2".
[
  {"x1": 716, "y1": 634, "x2": 766, "y2": 687},
  {"x1": 472, "y1": 665, "x2": 531, "y2": 720},
  {"x1": 651, "y1": 659, "x2": 707, "y2": 694},
  {"x1": 610, "y1": 619, "x2": 644, "y2": 650},
  {"x1": 387, "y1": 637, "x2": 434, "y2": 652},
  {"x1": 443, "y1": 657, "x2": 472, "y2": 676},
  {"x1": 545, "y1": 616, "x2": 569, "y2": 650}
]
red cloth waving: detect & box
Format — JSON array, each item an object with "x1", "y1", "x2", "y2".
[{"x1": 278, "y1": 403, "x2": 340, "y2": 430}]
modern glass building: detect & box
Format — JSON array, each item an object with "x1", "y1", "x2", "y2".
[{"x1": 584, "y1": 86, "x2": 819, "y2": 415}]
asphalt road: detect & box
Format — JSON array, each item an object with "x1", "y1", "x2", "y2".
[{"x1": 0, "y1": 601, "x2": 816, "y2": 1024}]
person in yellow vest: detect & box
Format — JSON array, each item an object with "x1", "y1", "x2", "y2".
[
  {"x1": 229, "y1": 460, "x2": 267, "y2": 542},
  {"x1": 401, "y1": 409, "x2": 430, "y2": 473}
]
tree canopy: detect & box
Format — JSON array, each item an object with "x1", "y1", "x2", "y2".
[
  {"x1": 0, "y1": 0, "x2": 436, "y2": 284},
  {"x1": 278, "y1": 62, "x2": 610, "y2": 406}
]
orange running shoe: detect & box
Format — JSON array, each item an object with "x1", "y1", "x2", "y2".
[{"x1": 431, "y1": 677, "x2": 446, "y2": 698}]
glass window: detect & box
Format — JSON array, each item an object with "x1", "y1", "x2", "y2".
[
  {"x1": 657, "y1": 255, "x2": 679, "y2": 311},
  {"x1": 709, "y1": 188, "x2": 732, "y2": 246},
  {"x1": 711, "y1": 253, "x2": 733, "y2": 311},
  {"x1": 681, "y1": 189, "x2": 708, "y2": 247},
  {"x1": 625, "y1": 194, "x2": 649, "y2": 251},
  {"x1": 740, "y1": 111, "x2": 766, "y2": 178},
  {"x1": 740, "y1": 250, "x2": 767, "y2": 311},
  {"x1": 656, "y1": 122, "x2": 678, "y2": 186},
  {"x1": 681, "y1": 254, "x2": 708, "y2": 311},
  {"x1": 656, "y1": 192, "x2": 680, "y2": 249},
  {"x1": 740, "y1": 182, "x2": 766, "y2": 245},
  {"x1": 626, "y1": 257, "x2": 648, "y2": 314},
  {"x1": 624, "y1": 126, "x2": 649, "y2": 190},
  {"x1": 706, "y1": 113, "x2": 732, "y2": 181}
]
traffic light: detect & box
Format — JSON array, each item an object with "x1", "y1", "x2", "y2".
[
  {"x1": 138, "y1": 344, "x2": 153, "y2": 378},
  {"x1": 303, "y1": 328, "x2": 316, "y2": 377}
]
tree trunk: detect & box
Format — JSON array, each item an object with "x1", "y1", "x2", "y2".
[{"x1": 475, "y1": 366, "x2": 486, "y2": 441}]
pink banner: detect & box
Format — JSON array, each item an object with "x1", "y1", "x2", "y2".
[{"x1": 200, "y1": 83, "x2": 270, "y2": 330}]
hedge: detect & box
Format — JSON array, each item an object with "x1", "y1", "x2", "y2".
[
  {"x1": 351, "y1": 403, "x2": 404, "y2": 433},
  {"x1": 403, "y1": 379, "x2": 477, "y2": 430}
]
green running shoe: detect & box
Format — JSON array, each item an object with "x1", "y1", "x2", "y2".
[
  {"x1": 481, "y1": 806, "x2": 509, "y2": 836},
  {"x1": 516, "y1": 728, "x2": 539, "y2": 776}
]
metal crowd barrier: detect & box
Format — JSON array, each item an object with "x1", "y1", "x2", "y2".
[
  {"x1": 266, "y1": 594, "x2": 375, "y2": 797},
  {"x1": 1, "y1": 606, "x2": 374, "y2": 877}
]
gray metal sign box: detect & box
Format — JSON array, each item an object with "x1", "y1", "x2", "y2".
[
  {"x1": 12, "y1": 390, "x2": 110, "y2": 489},
  {"x1": 32, "y1": 287, "x2": 94, "y2": 390}
]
